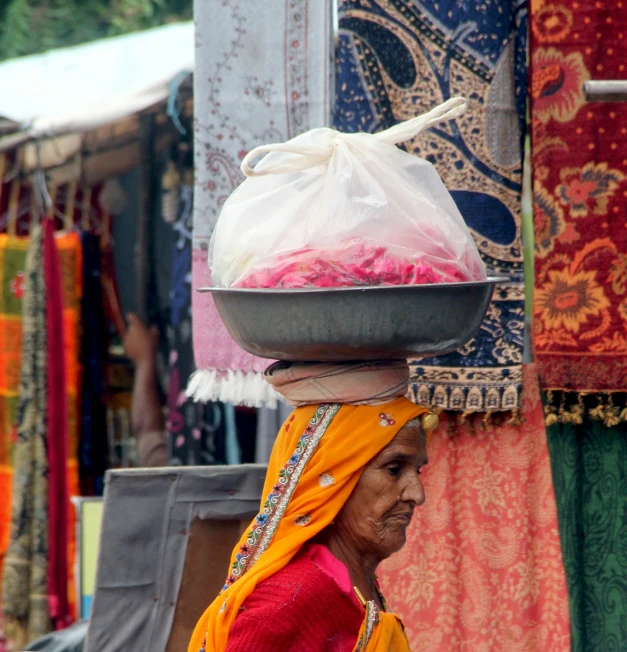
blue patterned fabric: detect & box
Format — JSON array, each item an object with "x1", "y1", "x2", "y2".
[
  {"x1": 167, "y1": 181, "x2": 232, "y2": 465},
  {"x1": 334, "y1": 0, "x2": 527, "y2": 413}
]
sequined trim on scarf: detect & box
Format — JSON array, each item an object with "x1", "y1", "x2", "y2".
[
  {"x1": 356, "y1": 601, "x2": 380, "y2": 651},
  {"x1": 222, "y1": 404, "x2": 341, "y2": 591}
]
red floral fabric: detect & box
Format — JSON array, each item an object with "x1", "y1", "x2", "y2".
[
  {"x1": 530, "y1": 0, "x2": 627, "y2": 392},
  {"x1": 378, "y1": 365, "x2": 571, "y2": 650}
]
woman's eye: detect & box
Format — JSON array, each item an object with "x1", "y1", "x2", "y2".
[{"x1": 387, "y1": 465, "x2": 401, "y2": 476}]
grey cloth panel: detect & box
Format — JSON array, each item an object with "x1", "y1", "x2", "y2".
[
  {"x1": 25, "y1": 620, "x2": 88, "y2": 651},
  {"x1": 84, "y1": 464, "x2": 266, "y2": 652}
]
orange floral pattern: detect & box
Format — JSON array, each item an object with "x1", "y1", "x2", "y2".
[
  {"x1": 534, "y1": 183, "x2": 565, "y2": 258},
  {"x1": 532, "y1": 4, "x2": 573, "y2": 43},
  {"x1": 530, "y1": 2, "x2": 627, "y2": 392},
  {"x1": 535, "y1": 268, "x2": 610, "y2": 334},
  {"x1": 378, "y1": 366, "x2": 571, "y2": 651},
  {"x1": 531, "y1": 48, "x2": 589, "y2": 124}
]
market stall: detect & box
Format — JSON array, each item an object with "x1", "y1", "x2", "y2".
[{"x1": 0, "y1": 22, "x2": 194, "y2": 649}]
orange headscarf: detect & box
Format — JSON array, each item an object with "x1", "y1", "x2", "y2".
[{"x1": 188, "y1": 397, "x2": 429, "y2": 652}]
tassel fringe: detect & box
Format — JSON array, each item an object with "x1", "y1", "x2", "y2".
[
  {"x1": 186, "y1": 369, "x2": 280, "y2": 409},
  {"x1": 542, "y1": 391, "x2": 627, "y2": 427},
  {"x1": 444, "y1": 409, "x2": 526, "y2": 431}
]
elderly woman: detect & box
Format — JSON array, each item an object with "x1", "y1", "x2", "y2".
[{"x1": 189, "y1": 361, "x2": 438, "y2": 652}]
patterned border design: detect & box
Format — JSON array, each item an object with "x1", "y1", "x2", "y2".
[
  {"x1": 356, "y1": 601, "x2": 380, "y2": 651},
  {"x1": 221, "y1": 404, "x2": 340, "y2": 592},
  {"x1": 335, "y1": 0, "x2": 527, "y2": 414},
  {"x1": 285, "y1": 0, "x2": 318, "y2": 138},
  {"x1": 410, "y1": 365, "x2": 524, "y2": 412}
]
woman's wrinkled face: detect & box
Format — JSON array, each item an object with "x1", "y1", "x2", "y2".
[{"x1": 335, "y1": 424, "x2": 427, "y2": 562}]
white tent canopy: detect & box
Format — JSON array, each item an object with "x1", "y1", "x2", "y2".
[{"x1": 0, "y1": 21, "x2": 194, "y2": 142}]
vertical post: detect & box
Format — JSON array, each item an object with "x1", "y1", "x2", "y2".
[{"x1": 137, "y1": 112, "x2": 155, "y2": 322}]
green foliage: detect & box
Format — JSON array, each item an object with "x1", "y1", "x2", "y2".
[{"x1": 0, "y1": 0, "x2": 193, "y2": 62}]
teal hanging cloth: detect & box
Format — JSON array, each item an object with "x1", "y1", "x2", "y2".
[{"x1": 547, "y1": 417, "x2": 627, "y2": 651}]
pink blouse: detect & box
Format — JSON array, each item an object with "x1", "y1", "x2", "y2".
[{"x1": 303, "y1": 543, "x2": 362, "y2": 610}]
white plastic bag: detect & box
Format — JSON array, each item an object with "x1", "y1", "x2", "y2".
[{"x1": 210, "y1": 97, "x2": 486, "y2": 289}]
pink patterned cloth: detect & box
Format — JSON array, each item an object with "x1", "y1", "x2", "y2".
[
  {"x1": 191, "y1": 251, "x2": 267, "y2": 377},
  {"x1": 378, "y1": 365, "x2": 571, "y2": 651},
  {"x1": 190, "y1": 0, "x2": 331, "y2": 407}
]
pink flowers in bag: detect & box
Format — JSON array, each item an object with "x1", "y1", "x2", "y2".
[
  {"x1": 211, "y1": 98, "x2": 488, "y2": 289},
  {"x1": 235, "y1": 240, "x2": 473, "y2": 289}
]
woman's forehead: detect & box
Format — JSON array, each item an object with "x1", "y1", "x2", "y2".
[{"x1": 379, "y1": 426, "x2": 427, "y2": 460}]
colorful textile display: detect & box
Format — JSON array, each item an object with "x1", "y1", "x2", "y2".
[
  {"x1": 529, "y1": 1, "x2": 627, "y2": 407},
  {"x1": 335, "y1": 0, "x2": 527, "y2": 414},
  {"x1": 167, "y1": 180, "x2": 230, "y2": 465},
  {"x1": 546, "y1": 418, "x2": 627, "y2": 651},
  {"x1": 378, "y1": 365, "x2": 571, "y2": 650},
  {"x1": 1, "y1": 226, "x2": 49, "y2": 650},
  {"x1": 54, "y1": 231, "x2": 82, "y2": 622},
  {"x1": 189, "y1": 0, "x2": 332, "y2": 407},
  {"x1": 0, "y1": 236, "x2": 28, "y2": 592}
]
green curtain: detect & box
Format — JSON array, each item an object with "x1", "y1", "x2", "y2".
[{"x1": 547, "y1": 418, "x2": 627, "y2": 651}]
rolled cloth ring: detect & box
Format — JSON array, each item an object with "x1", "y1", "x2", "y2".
[{"x1": 421, "y1": 411, "x2": 439, "y2": 433}]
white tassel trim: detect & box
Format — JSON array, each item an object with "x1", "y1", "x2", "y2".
[{"x1": 186, "y1": 369, "x2": 279, "y2": 409}]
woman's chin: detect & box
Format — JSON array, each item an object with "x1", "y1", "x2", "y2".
[{"x1": 380, "y1": 529, "x2": 409, "y2": 558}]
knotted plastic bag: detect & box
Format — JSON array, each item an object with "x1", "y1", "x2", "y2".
[{"x1": 210, "y1": 97, "x2": 486, "y2": 289}]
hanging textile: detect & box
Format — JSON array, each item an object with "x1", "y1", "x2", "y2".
[
  {"x1": 54, "y1": 231, "x2": 82, "y2": 622},
  {"x1": 378, "y1": 365, "x2": 571, "y2": 650},
  {"x1": 79, "y1": 233, "x2": 108, "y2": 495},
  {"x1": 530, "y1": 1, "x2": 627, "y2": 410},
  {"x1": 335, "y1": 0, "x2": 527, "y2": 414},
  {"x1": 0, "y1": 236, "x2": 28, "y2": 592},
  {"x1": 1, "y1": 226, "x2": 49, "y2": 650},
  {"x1": 547, "y1": 418, "x2": 627, "y2": 651},
  {"x1": 255, "y1": 403, "x2": 292, "y2": 464},
  {"x1": 189, "y1": 0, "x2": 332, "y2": 407},
  {"x1": 43, "y1": 221, "x2": 69, "y2": 631},
  {"x1": 168, "y1": 180, "x2": 230, "y2": 466}
]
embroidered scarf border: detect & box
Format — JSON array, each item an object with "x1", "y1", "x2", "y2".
[{"x1": 222, "y1": 404, "x2": 340, "y2": 591}]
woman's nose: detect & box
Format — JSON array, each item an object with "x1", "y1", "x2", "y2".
[{"x1": 402, "y1": 471, "x2": 426, "y2": 507}]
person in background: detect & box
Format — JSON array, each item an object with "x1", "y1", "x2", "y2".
[{"x1": 122, "y1": 313, "x2": 169, "y2": 467}]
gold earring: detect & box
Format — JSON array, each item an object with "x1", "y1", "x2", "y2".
[{"x1": 421, "y1": 411, "x2": 439, "y2": 433}]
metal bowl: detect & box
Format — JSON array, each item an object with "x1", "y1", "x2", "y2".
[{"x1": 198, "y1": 277, "x2": 506, "y2": 362}]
